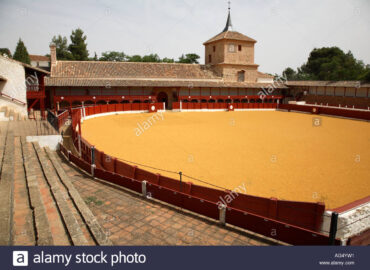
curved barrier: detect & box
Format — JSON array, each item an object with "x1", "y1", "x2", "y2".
[
  {"x1": 278, "y1": 104, "x2": 370, "y2": 121},
  {"x1": 60, "y1": 104, "x2": 343, "y2": 245},
  {"x1": 173, "y1": 102, "x2": 278, "y2": 110}
]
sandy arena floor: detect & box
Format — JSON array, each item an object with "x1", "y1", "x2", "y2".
[{"x1": 81, "y1": 111, "x2": 370, "y2": 209}]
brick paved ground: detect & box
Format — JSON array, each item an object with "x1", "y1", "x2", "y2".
[{"x1": 59, "y1": 153, "x2": 281, "y2": 246}]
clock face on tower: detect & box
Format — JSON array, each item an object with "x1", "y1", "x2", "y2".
[{"x1": 228, "y1": 44, "x2": 235, "y2": 53}]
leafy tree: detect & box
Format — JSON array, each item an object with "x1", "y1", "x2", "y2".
[
  {"x1": 281, "y1": 47, "x2": 369, "y2": 81},
  {"x1": 51, "y1": 35, "x2": 73, "y2": 60},
  {"x1": 0, "y1": 48, "x2": 12, "y2": 58},
  {"x1": 162, "y1": 57, "x2": 174, "y2": 63},
  {"x1": 142, "y1": 53, "x2": 161, "y2": 62},
  {"x1": 99, "y1": 51, "x2": 126, "y2": 61},
  {"x1": 299, "y1": 47, "x2": 366, "y2": 80},
  {"x1": 177, "y1": 53, "x2": 200, "y2": 64},
  {"x1": 127, "y1": 55, "x2": 142, "y2": 62},
  {"x1": 282, "y1": 67, "x2": 297, "y2": 80},
  {"x1": 68, "y1": 28, "x2": 89, "y2": 61},
  {"x1": 13, "y1": 38, "x2": 30, "y2": 64}
]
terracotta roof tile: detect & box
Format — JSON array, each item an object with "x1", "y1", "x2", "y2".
[
  {"x1": 286, "y1": 81, "x2": 368, "y2": 88},
  {"x1": 204, "y1": 31, "x2": 256, "y2": 45},
  {"x1": 257, "y1": 71, "x2": 274, "y2": 78},
  {"x1": 51, "y1": 61, "x2": 219, "y2": 80},
  {"x1": 45, "y1": 77, "x2": 287, "y2": 89},
  {"x1": 29, "y1": 55, "x2": 50, "y2": 62}
]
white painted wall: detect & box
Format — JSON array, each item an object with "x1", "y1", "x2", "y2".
[
  {"x1": 0, "y1": 56, "x2": 27, "y2": 116},
  {"x1": 320, "y1": 202, "x2": 370, "y2": 244},
  {"x1": 31, "y1": 60, "x2": 50, "y2": 68},
  {"x1": 26, "y1": 135, "x2": 62, "y2": 150}
]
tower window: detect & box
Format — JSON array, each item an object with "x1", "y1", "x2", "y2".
[
  {"x1": 238, "y1": 45, "x2": 242, "y2": 51},
  {"x1": 208, "y1": 54, "x2": 212, "y2": 63},
  {"x1": 238, "y1": 71, "x2": 245, "y2": 82},
  {"x1": 228, "y1": 44, "x2": 235, "y2": 53},
  {"x1": 213, "y1": 46, "x2": 216, "y2": 52}
]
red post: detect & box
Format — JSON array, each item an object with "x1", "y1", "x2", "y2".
[
  {"x1": 268, "y1": 198, "x2": 278, "y2": 219},
  {"x1": 315, "y1": 202, "x2": 325, "y2": 232},
  {"x1": 132, "y1": 165, "x2": 137, "y2": 179},
  {"x1": 156, "y1": 173, "x2": 160, "y2": 185}
]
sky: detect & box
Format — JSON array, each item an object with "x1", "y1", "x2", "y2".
[{"x1": 0, "y1": 0, "x2": 369, "y2": 75}]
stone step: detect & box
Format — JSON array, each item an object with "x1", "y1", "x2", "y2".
[
  {"x1": 12, "y1": 137, "x2": 35, "y2": 245},
  {"x1": 0, "y1": 131, "x2": 14, "y2": 245},
  {"x1": 21, "y1": 137, "x2": 56, "y2": 245},
  {"x1": 45, "y1": 148, "x2": 112, "y2": 246},
  {"x1": 32, "y1": 143, "x2": 89, "y2": 245}
]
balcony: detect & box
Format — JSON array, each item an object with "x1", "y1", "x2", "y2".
[
  {"x1": 27, "y1": 84, "x2": 40, "y2": 92},
  {"x1": 26, "y1": 84, "x2": 45, "y2": 99}
]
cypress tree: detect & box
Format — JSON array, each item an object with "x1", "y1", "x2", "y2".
[{"x1": 13, "y1": 38, "x2": 31, "y2": 64}]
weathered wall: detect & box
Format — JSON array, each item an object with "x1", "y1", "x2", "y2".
[{"x1": 0, "y1": 56, "x2": 27, "y2": 116}]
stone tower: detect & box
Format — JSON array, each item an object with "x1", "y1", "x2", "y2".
[{"x1": 203, "y1": 4, "x2": 259, "y2": 82}]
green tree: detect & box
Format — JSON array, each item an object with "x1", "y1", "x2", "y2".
[
  {"x1": 177, "y1": 53, "x2": 200, "y2": 64},
  {"x1": 281, "y1": 47, "x2": 369, "y2": 81},
  {"x1": 142, "y1": 53, "x2": 161, "y2": 62},
  {"x1": 13, "y1": 38, "x2": 30, "y2": 64},
  {"x1": 51, "y1": 35, "x2": 73, "y2": 60},
  {"x1": 162, "y1": 57, "x2": 174, "y2": 63},
  {"x1": 127, "y1": 55, "x2": 142, "y2": 62},
  {"x1": 92, "y1": 52, "x2": 98, "y2": 61},
  {"x1": 68, "y1": 28, "x2": 89, "y2": 61},
  {"x1": 0, "y1": 48, "x2": 12, "y2": 58},
  {"x1": 282, "y1": 67, "x2": 297, "y2": 80},
  {"x1": 299, "y1": 47, "x2": 366, "y2": 80},
  {"x1": 99, "y1": 51, "x2": 126, "y2": 61}
]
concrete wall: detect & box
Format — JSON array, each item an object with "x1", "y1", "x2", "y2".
[
  {"x1": 320, "y1": 202, "x2": 370, "y2": 244},
  {"x1": 0, "y1": 56, "x2": 27, "y2": 116}
]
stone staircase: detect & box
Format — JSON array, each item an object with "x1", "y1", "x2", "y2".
[{"x1": 0, "y1": 121, "x2": 111, "y2": 246}]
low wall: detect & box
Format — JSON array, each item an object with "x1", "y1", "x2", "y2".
[
  {"x1": 278, "y1": 104, "x2": 370, "y2": 121},
  {"x1": 320, "y1": 197, "x2": 370, "y2": 245},
  {"x1": 60, "y1": 103, "x2": 370, "y2": 245},
  {"x1": 173, "y1": 102, "x2": 277, "y2": 111},
  {"x1": 60, "y1": 142, "x2": 339, "y2": 246}
]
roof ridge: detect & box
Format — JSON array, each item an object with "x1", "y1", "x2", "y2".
[{"x1": 56, "y1": 60, "x2": 202, "y2": 66}]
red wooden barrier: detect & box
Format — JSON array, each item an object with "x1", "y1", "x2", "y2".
[
  {"x1": 279, "y1": 104, "x2": 370, "y2": 120},
  {"x1": 61, "y1": 103, "x2": 345, "y2": 245}
]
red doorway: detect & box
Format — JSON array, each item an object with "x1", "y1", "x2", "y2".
[{"x1": 157, "y1": 92, "x2": 168, "y2": 109}]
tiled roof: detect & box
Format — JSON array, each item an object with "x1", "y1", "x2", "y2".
[
  {"x1": 257, "y1": 71, "x2": 274, "y2": 78},
  {"x1": 45, "y1": 77, "x2": 287, "y2": 89},
  {"x1": 51, "y1": 61, "x2": 220, "y2": 80},
  {"x1": 29, "y1": 55, "x2": 50, "y2": 62},
  {"x1": 204, "y1": 31, "x2": 256, "y2": 45},
  {"x1": 286, "y1": 81, "x2": 369, "y2": 88}
]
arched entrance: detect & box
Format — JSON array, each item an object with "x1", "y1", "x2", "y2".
[{"x1": 157, "y1": 92, "x2": 168, "y2": 109}]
